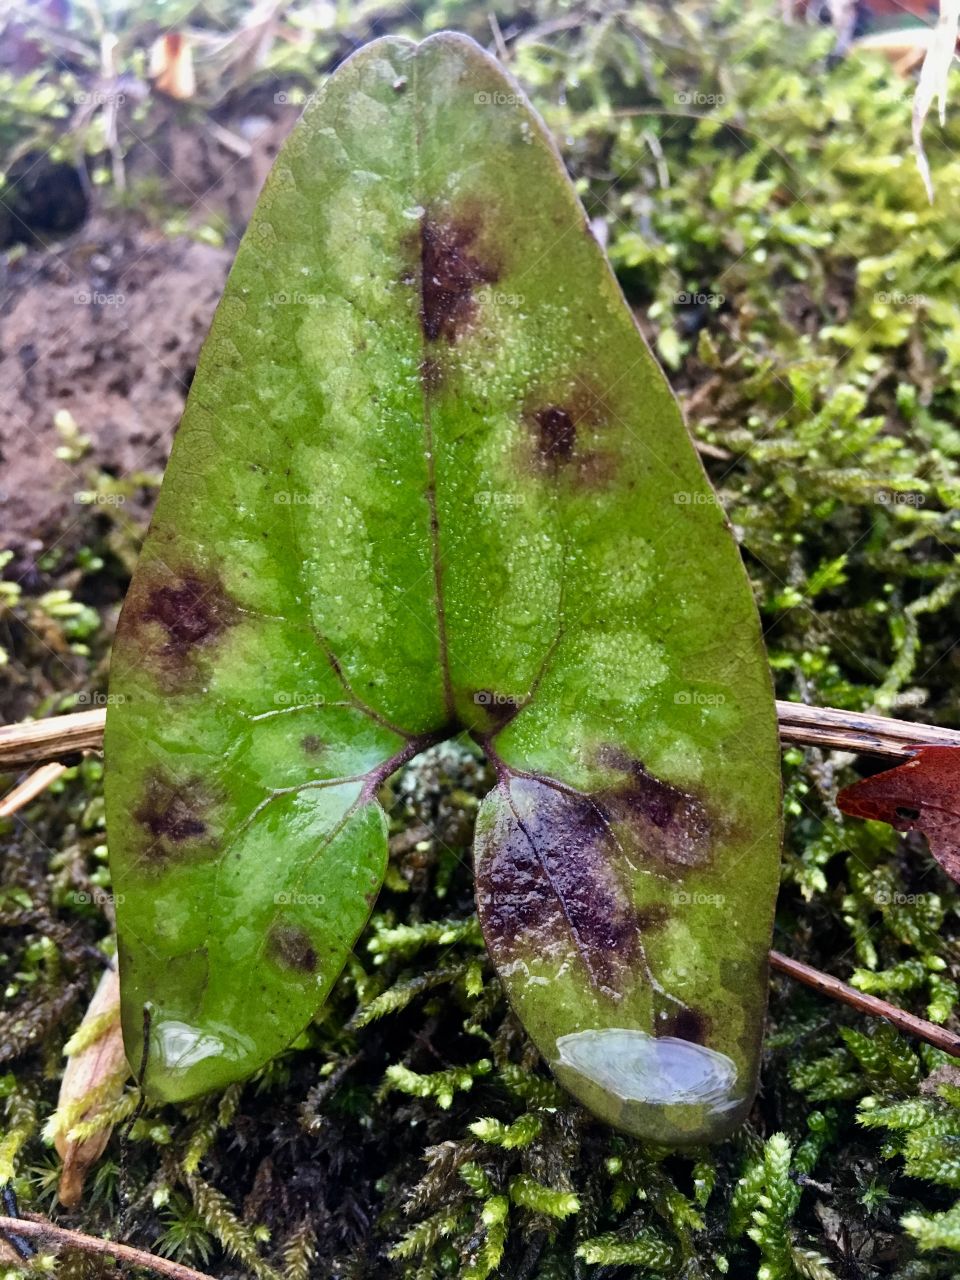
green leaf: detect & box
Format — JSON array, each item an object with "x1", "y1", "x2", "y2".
[{"x1": 104, "y1": 32, "x2": 781, "y2": 1138}]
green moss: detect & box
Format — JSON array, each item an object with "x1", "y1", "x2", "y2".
[{"x1": 2, "y1": 0, "x2": 960, "y2": 1275}]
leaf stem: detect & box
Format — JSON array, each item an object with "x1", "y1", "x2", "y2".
[
  {"x1": 769, "y1": 949, "x2": 960, "y2": 1058},
  {"x1": 6, "y1": 701, "x2": 959, "y2": 774},
  {"x1": 0, "y1": 1213, "x2": 216, "y2": 1280}
]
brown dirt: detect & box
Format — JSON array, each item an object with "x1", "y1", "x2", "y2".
[
  {"x1": 0, "y1": 93, "x2": 299, "y2": 550},
  {"x1": 0, "y1": 221, "x2": 232, "y2": 545}
]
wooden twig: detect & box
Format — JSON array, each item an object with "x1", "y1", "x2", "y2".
[
  {"x1": 0, "y1": 1213, "x2": 215, "y2": 1280},
  {"x1": 2, "y1": 701, "x2": 958, "y2": 772},
  {"x1": 0, "y1": 762, "x2": 66, "y2": 818},
  {"x1": 775, "y1": 700, "x2": 960, "y2": 758},
  {"x1": 0, "y1": 708, "x2": 105, "y2": 770},
  {"x1": 769, "y1": 950, "x2": 960, "y2": 1058}
]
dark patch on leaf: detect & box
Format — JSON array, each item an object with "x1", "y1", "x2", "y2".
[
  {"x1": 419, "y1": 210, "x2": 499, "y2": 344},
  {"x1": 534, "y1": 406, "x2": 577, "y2": 464},
  {"x1": 523, "y1": 381, "x2": 617, "y2": 483},
  {"x1": 476, "y1": 776, "x2": 641, "y2": 996},
  {"x1": 133, "y1": 771, "x2": 216, "y2": 868},
  {"x1": 598, "y1": 748, "x2": 712, "y2": 871},
  {"x1": 301, "y1": 734, "x2": 324, "y2": 755},
  {"x1": 119, "y1": 566, "x2": 239, "y2": 684},
  {"x1": 634, "y1": 903, "x2": 670, "y2": 931},
  {"x1": 419, "y1": 356, "x2": 442, "y2": 394},
  {"x1": 660, "y1": 1006, "x2": 710, "y2": 1044},
  {"x1": 267, "y1": 925, "x2": 318, "y2": 974}
]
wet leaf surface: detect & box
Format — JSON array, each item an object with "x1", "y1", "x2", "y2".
[
  {"x1": 838, "y1": 746, "x2": 960, "y2": 885},
  {"x1": 105, "y1": 32, "x2": 781, "y2": 1140}
]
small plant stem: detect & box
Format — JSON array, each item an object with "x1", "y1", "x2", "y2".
[
  {"x1": 774, "y1": 700, "x2": 960, "y2": 757},
  {"x1": 0, "y1": 708, "x2": 105, "y2": 769},
  {"x1": 0, "y1": 1213, "x2": 216, "y2": 1280},
  {"x1": 0, "y1": 762, "x2": 65, "y2": 816},
  {"x1": 769, "y1": 950, "x2": 960, "y2": 1057},
  {"x1": 3, "y1": 702, "x2": 960, "y2": 771}
]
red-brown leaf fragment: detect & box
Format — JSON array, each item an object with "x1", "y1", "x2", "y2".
[{"x1": 837, "y1": 745, "x2": 960, "y2": 884}]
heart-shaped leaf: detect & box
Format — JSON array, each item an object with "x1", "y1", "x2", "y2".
[
  {"x1": 838, "y1": 745, "x2": 960, "y2": 884},
  {"x1": 105, "y1": 32, "x2": 782, "y2": 1142}
]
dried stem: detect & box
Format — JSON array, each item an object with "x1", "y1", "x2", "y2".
[
  {"x1": 775, "y1": 699, "x2": 960, "y2": 757},
  {"x1": 0, "y1": 1213, "x2": 215, "y2": 1280},
  {"x1": 2, "y1": 701, "x2": 959, "y2": 773},
  {"x1": 769, "y1": 950, "x2": 960, "y2": 1057},
  {"x1": 2, "y1": 703, "x2": 959, "y2": 1057},
  {"x1": 0, "y1": 708, "x2": 105, "y2": 769},
  {"x1": 0, "y1": 762, "x2": 66, "y2": 817}
]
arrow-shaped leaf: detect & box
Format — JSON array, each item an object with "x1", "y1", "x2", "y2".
[{"x1": 105, "y1": 33, "x2": 782, "y2": 1142}]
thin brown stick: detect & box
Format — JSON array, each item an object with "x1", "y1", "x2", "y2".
[
  {"x1": 0, "y1": 708, "x2": 106, "y2": 770},
  {"x1": 0, "y1": 1214, "x2": 215, "y2": 1280},
  {"x1": 2, "y1": 701, "x2": 959, "y2": 772},
  {"x1": 775, "y1": 699, "x2": 960, "y2": 757},
  {"x1": 769, "y1": 949, "x2": 960, "y2": 1057},
  {"x1": 0, "y1": 762, "x2": 66, "y2": 818}
]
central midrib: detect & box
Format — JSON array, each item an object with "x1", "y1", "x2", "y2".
[{"x1": 412, "y1": 49, "x2": 456, "y2": 725}]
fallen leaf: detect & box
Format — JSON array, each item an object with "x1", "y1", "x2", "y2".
[
  {"x1": 149, "y1": 32, "x2": 196, "y2": 101},
  {"x1": 837, "y1": 745, "x2": 960, "y2": 883},
  {"x1": 48, "y1": 962, "x2": 129, "y2": 1207}
]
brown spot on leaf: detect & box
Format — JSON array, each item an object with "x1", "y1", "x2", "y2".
[
  {"x1": 535, "y1": 406, "x2": 576, "y2": 464},
  {"x1": 660, "y1": 1006, "x2": 710, "y2": 1044},
  {"x1": 598, "y1": 749, "x2": 712, "y2": 872},
  {"x1": 635, "y1": 903, "x2": 670, "y2": 931},
  {"x1": 419, "y1": 211, "x2": 499, "y2": 345},
  {"x1": 419, "y1": 356, "x2": 441, "y2": 394},
  {"x1": 133, "y1": 771, "x2": 216, "y2": 868},
  {"x1": 476, "y1": 776, "x2": 641, "y2": 996},
  {"x1": 301, "y1": 734, "x2": 324, "y2": 755},
  {"x1": 142, "y1": 574, "x2": 234, "y2": 652},
  {"x1": 119, "y1": 566, "x2": 239, "y2": 686},
  {"x1": 268, "y1": 925, "x2": 318, "y2": 973},
  {"x1": 524, "y1": 381, "x2": 617, "y2": 484}
]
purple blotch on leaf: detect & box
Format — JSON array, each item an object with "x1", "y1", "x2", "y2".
[
  {"x1": 476, "y1": 776, "x2": 641, "y2": 995},
  {"x1": 419, "y1": 213, "x2": 499, "y2": 344},
  {"x1": 268, "y1": 925, "x2": 318, "y2": 973},
  {"x1": 134, "y1": 771, "x2": 212, "y2": 865}
]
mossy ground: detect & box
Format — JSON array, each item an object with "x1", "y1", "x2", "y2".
[{"x1": 2, "y1": 1, "x2": 960, "y2": 1276}]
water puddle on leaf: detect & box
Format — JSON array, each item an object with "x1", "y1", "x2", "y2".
[{"x1": 554, "y1": 1027, "x2": 742, "y2": 1118}]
